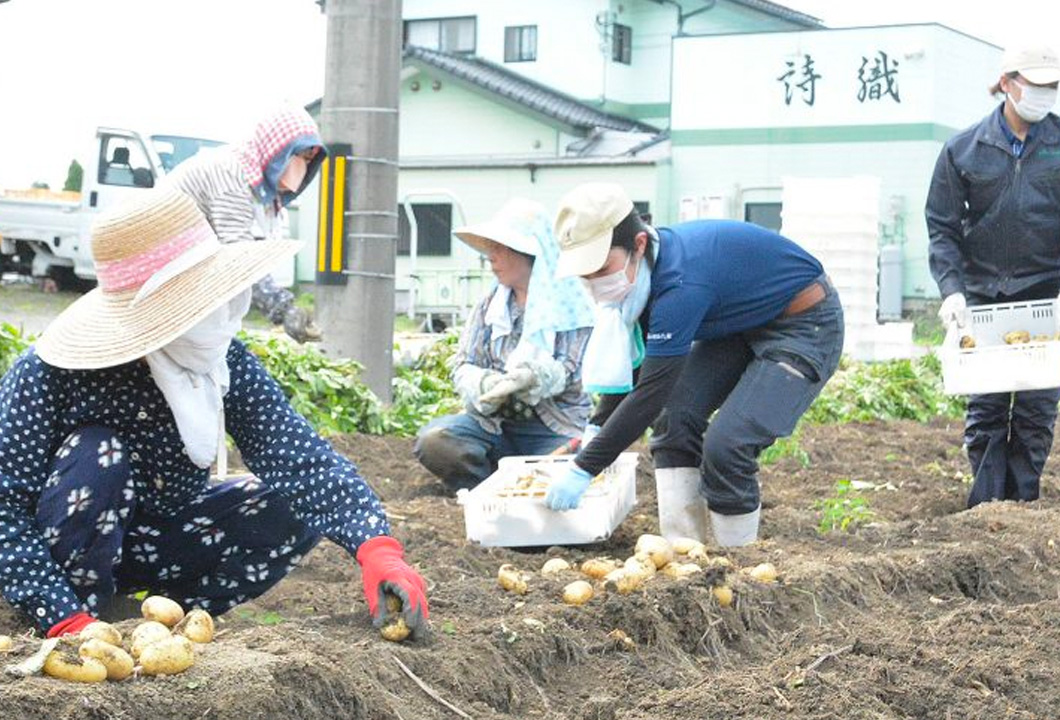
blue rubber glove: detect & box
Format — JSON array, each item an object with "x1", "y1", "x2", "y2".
[{"x1": 546, "y1": 464, "x2": 594, "y2": 510}]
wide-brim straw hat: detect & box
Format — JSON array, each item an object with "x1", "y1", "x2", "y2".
[
  {"x1": 453, "y1": 198, "x2": 547, "y2": 257},
  {"x1": 36, "y1": 188, "x2": 300, "y2": 370}
]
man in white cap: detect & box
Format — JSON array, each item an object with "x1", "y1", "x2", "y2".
[
  {"x1": 928, "y1": 43, "x2": 1060, "y2": 508},
  {"x1": 544, "y1": 183, "x2": 844, "y2": 548}
]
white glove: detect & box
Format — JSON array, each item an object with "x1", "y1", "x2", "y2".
[
  {"x1": 472, "y1": 370, "x2": 507, "y2": 415},
  {"x1": 478, "y1": 367, "x2": 534, "y2": 406},
  {"x1": 581, "y1": 423, "x2": 601, "y2": 448},
  {"x1": 512, "y1": 357, "x2": 567, "y2": 406},
  {"x1": 938, "y1": 292, "x2": 967, "y2": 329}
]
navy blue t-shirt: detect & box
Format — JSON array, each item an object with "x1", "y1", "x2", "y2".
[{"x1": 646, "y1": 220, "x2": 823, "y2": 357}]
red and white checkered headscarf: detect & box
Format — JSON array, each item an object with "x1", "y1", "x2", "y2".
[{"x1": 237, "y1": 106, "x2": 323, "y2": 203}]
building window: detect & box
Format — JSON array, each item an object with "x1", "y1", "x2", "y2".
[
  {"x1": 399, "y1": 203, "x2": 453, "y2": 256},
  {"x1": 744, "y1": 202, "x2": 783, "y2": 233},
  {"x1": 404, "y1": 17, "x2": 476, "y2": 54},
  {"x1": 504, "y1": 25, "x2": 537, "y2": 62},
  {"x1": 612, "y1": 23, "x2": 632, "y2": 64}
]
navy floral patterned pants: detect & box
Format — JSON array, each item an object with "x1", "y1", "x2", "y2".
[{"x1": 36, "y1": 426, "x2": 320, "y2": 616}]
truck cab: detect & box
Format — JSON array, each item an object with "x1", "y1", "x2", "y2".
[{"x1": 0, "y1": 127, "x2": 222, "y2": 287}]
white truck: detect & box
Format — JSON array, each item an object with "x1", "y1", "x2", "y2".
[{"x1": 0, "y1": 127, "x2": 223, "y2": 288}]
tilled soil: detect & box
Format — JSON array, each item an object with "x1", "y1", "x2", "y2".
[{"x1": 3, "y1": 418, "x2": 1060, "y2": 720}]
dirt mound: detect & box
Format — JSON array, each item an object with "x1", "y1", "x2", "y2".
[{"x1": 3, "y1": 419, "x2": 1060, "y2": 719}]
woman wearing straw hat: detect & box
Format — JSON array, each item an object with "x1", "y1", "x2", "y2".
[
  {"x1": 163, "y1": 104, "x2": 325, "y2": 343},
  {"x1": 0, "y1": 188, "x2": 428, "y2": 638},
  {"x1": 413, "y1": 198, "x2": 595, "y2": 492}
]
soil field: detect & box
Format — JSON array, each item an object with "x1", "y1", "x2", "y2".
[{"x1": 3, "y1": 418, "x2": 1060, "y2": 720}]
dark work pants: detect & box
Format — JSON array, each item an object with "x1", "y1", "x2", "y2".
[
  {"x1": 965, "y1": 288, "x2": 1060, "y2": 508},
  {"x1": 36, "y1": 426, "x2": 320, "y2": 616},
  {"x1": 650, "y1": 277, "x2": 845, "y2": 515}
]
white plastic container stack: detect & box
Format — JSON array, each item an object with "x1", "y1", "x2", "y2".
[
  {"x1": 457, "y1": 453, "x2": 639, "y2": 547},
  {"x1": 939, "y1": 299, "x2": 1060, "y2": 394},
  {"x1": 780, "y1": 176, "x2": 916, "y2": 361}
]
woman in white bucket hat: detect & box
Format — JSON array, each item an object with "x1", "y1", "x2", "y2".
[
  {"x1": 0, "y1": 188, "x2": 428, "y2": 639},
  {"x1": 414, "y1": 198, "x2": 595, "y2": 492}
]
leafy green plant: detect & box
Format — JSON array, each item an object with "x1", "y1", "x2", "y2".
[
  {"x1": 804, "y1": 353, "x2": 965, "y2": 424},
  {"x1": 814, "y1": 479, "x2": 875, "y2": 533},
  {"x1": 760, "y1": 427, "x2": 811, "y2": 468},
  {"x1": 0, "y1": 323, "x2": 31, "y2": 375}
]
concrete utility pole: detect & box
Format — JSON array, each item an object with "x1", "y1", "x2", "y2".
[{"x1": 317, "y1": 0, "x2": 402, "y2": 401}]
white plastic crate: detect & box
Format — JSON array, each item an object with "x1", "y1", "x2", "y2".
[
  {"x1": 939, "y1": 299, "x2": 1060, "y2": 395},
  {"x1": 457, "y1": 452, "x2": 639, "y2": 547}
]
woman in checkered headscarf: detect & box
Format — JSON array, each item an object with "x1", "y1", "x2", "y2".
[{"x1": 163, "y1": 105, "x2": 326, "y2": 343}]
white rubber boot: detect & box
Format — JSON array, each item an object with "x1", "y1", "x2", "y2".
[
  {"x1": 654, "y1": 467, "x2": 711, "y2": 543},
  {"x1": 710, "y1": 506, "x2": 761, "y2": 547}
]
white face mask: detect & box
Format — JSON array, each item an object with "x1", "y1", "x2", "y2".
[
  {"x1": 585, "y1": 252, "x2": 635, "y2": 304},
  {"x1": 1011, "y1": 80, "x2": 1058, "y2": 123}
]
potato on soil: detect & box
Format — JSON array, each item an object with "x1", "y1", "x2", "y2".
[
  {"x1": 43, "y1": 641, "x2": 107, "y2": 683},
  {"x1": 660, "y1": 562, "x2": 702, "y2": 579},
  {"x1": 141, "y1": 595, "x2": 185, "y2": 627},
  {"x1": 130, "y1": 621, "x2": 172, "y2": 659},
  {"x1": 174, "y1": 609, "x2": 215, "y2": 644},
  {"x1": 79, "y1": 621, "x2": 122, "y2": 647},
  {"x1": 745, "y1": 562, "x2": 778, "y2": 583},
  {"x1": 497, "y1": 564, "x2": 529, "y2": 595},
  {"x1": 79, "y1": 638, "x2": 134, "y2": 681},
  {"x1": 623, "y1": 554, "x2": 657, "y2": 580},
  {"x1": 580, "y1": 557, "x2": 621, "y2": 580},
  {"x1": 0, "y1": 635, "x2": 12, "y2": 652},
  {"x1": 379, "y1": 592, "x2": 411, "y2": 643},
  {"x1": 139, "y1": 635, "x2": 195, "y2": 676},
  {"x1": 713, "y1": 585, "x2": 734, "y2": 608},
  {"x1": 606, "y1": 629, "x2": 636, "y2": 651},
  {"x1": 634, "y1": 534, "x2": 674, "y2": 569},
  {"x1": 603, "y1": 568, "x2": 643, "y2": 594},
  {"x1": 541, "y1": 558, "x2": 571, "y2": 574},
  {"x1": 671, "y1": 537, "x2": 705, "y2": 556},
  {"x1": 562, "y1": 580, "x2": 594, "y2": 605}
]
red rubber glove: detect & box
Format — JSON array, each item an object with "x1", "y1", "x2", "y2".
[
  {"x1": 356, "y1": 535, "x2": 429, "y2": 637},
  {"x1": 46, "y1": 612, "x2": 96, "y2": 638}
]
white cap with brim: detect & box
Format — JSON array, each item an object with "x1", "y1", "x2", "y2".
[
  {"x1": 554, "y1": 182, "x2": 635, "y2": 278},
  {"x1": 453, "y1": 198, "x2": 547, "y2": 257},
  {"x1": 1002, "y1": 44, "x2": 1060, "y2": 85}
]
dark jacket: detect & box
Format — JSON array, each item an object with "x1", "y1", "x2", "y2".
[{"x1": 926, "y1": 105, "x2": 1060, "y2": 300}]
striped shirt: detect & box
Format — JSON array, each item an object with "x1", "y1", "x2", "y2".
[{"x1": 453, "y1": 288, "x2": 592, "y2": 437}]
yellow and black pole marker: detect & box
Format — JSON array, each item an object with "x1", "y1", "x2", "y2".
[{"x1": 316, "y1": 143, "x2": 352, "y2": 285}]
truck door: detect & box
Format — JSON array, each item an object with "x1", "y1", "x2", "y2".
[{"x1": 90, "y1": 130, "x2": 157, "y2": 212}]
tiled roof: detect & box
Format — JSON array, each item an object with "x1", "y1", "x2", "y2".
[
  {"x1": 402, "y1": 46, "x2": 659, "y2": 135},
  {"x1": 729, "y1": 0, "x2": 822, "y2": 28}
]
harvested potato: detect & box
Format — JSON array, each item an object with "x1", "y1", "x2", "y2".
[
  {"x1": 959, "y1": 334, "x2": 976, "y2": 349},
  {"x1": 634, "y1": 534, "x2": 674, "y2": 569},
  {"x1": 141, "y1": 595, "x2": 185, "y2": 627},
  {"x1": 660, "y1": 562, "x2": 702, "y2": 579},
  {"x1": 713, "y1": 585, "x2": 734, "y2": 608},
  {"x1": 79, "y1": 621, "x2": 122, "y2": 647},
  {"x1": 606, "y1": 629, "x2": 636, "y2": 651},
  {"x1": 746, "y1": 562, "x2": 778, "y2": 583},
  {"x1": 562, "y1": 580, "x2": 594, "y2": 606},
  {"x1": 379, "y1": 592, "x2": 411, "y2": 643},
  {"x1": 541, "y1": 558, "x2": 571, "y2": 575},
  {"x1": 79, "y1": 638, "x2": 134, "y2": 681},
  {"x1": 130, "y1": 621, "x2": 172, "y2": 659},
  {"x1": 139, "y1": 635, "x2": 195, "y2": 676},
  {"x1": 580, "y1": 557, "x2": 621, "y2": 580},
  {"x1": 174, "y1": 609, "x2": 215, "y2": 644},
  {"x1": 707, "y1": 556, "x2": 733, "y2": 570},
  {"x1": 623, "y1": 554, "x2": 657, "y2": 581},
  {"x1": 1034, "y1": 334, "x2": 1052, "y2": 342},
  {"x1": 1004, "y1": 330, "x2": 1031, "y2": 345},
  {"x1": 671, "y1": 537, "x2": 705, "y2": 556},
  {"x1": 0, "y1": 635, "x2": 12, "y2": 652},
  {"x1": 687, "y1": 544, "x2": 711, "y2": 562},
  {"x1": 497, "y1": 564, "x2": 529, "y2": 595},
  {"x1": 43, "y1": 641, "x2": 107, "y2": 683},
  {"x1": 603, "y1": 568, "x2": 643, "y2": 594}
]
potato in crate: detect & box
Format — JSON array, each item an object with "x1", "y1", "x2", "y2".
[
  {"x1": 457, "y1": 453, "x2": 638, "y2": 547},
  {"x1": 939, "y1": 299, "x2": 1060, "y2": 395}
]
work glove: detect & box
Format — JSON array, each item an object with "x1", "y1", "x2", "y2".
[
  {"x1": 937, "y1": 292, "x2": 967, "y2": 329},
  {"x1": 282, "y1": 306, "x2": 323, "y2": 343},
  {"x1": 545, "y1": 464, "x2": 594, "y2": 510},
  {"x1": 470, "y1": 370, "x2": 507, "y2": 416},
  {"x1": 46, "y1": 612, "x2": 97, "y2": 638},
  {"x1": 581, "y1": 423, "x2": 602, "y2": 448},
  {"x1": 356, "y1": 535, "x2": 429, "y2": 639},
  {"x1": 511, "y1": 357, "x2": 567, "y2": 406},
  {"x1": 478, "y1": 366, "x2": 534, "y2": 406}
]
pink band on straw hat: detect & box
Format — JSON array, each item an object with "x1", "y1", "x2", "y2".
[{"x1": 95, "y1": 221, "x2": 216, "y2": 293}]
